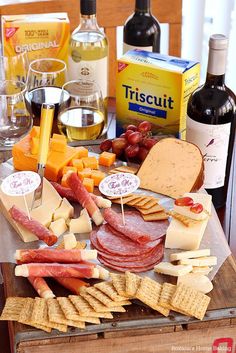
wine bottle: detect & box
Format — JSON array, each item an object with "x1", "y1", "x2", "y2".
[
  {"x1": 186, "y1": 34, "x2": 236, "y2": 209},
  {"x1": 123, "y1": 0, "x2": 161, "y2": 54},
  {"x1": 67, "y1": 0, "x2": 108, "y2": 133}
]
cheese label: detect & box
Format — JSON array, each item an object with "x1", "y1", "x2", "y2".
[
  {"x1": 1, "y1": 171, "x2": 41, "y2": 196},
  {"x1": 99, "y1": 173, "x2": 140, "y2": 197}
]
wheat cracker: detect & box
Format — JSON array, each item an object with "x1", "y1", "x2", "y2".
[
  {"x1": 69, "y1": 295, "x2": 113, "y2": 319},
  {"x1": 47, "y1": 298, "x2": 85, "y2": 328},
  {"x1": 94, "y1": 282, "x2": 128, "y2": 302},
  {"x1": 18, "y1": 298, "x2": 51, "y2": 332},
  {"x1": 110, "y1": 273, "x2": 129, "y2": 297},
  {"x1": 0, "y1": 297, "x2": 26, "y2": 321},
  {"x1": 142, "y1": 211, "x2": 169, "y2": 221},
  {"x1": 125, "y1": 271, "x2": 141, "y2": 297}
]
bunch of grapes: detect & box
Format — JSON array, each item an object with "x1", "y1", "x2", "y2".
[{"x1": 100, "y1": 121, "x2": 158, "y2": 163}]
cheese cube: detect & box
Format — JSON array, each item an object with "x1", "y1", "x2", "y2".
[
  {"x1": 30, "y1": 137, "x2": 39, "y2": 155},
  {"x1": 165, "y1": 193, "x2": 212, "y2": 250},
  {"x1": 154, "y1": 262, "x2": 193, "y2": 276},
  {"x1": 75, "y1": 146, "x2": 88, "y2": 158},
  {"x1": 69, "y1": 209, "x2": 92, "y2": 234},
  {"x1": 82, "y1": 156, "x2": 98, "y2": 169},
  {"x1": 63, "y1": 233, "x2": 77, "y2": 249},
  {"x1": 53, "y1": 198, "x2": 74, "y2": 221},
  {"x1": 49, "y1": 218, "x2": 67, "y2": 237}
]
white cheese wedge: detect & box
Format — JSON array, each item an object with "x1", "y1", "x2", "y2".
[
  {"x1": 53, "y1": 198, "x2": 74, "y2": 221},
  {"x1": 63, "y1": 233, "x2": 77, "y2": 249},
  {"x1": 96, "y1": 265, "x2": 110, "y2": 280},
  {"x1": 170, "y1": 249, "x2": 211, "y2": 262},
  {"x1": 178, "y1": 256, "x2": 217, "y2": 267},
  {"x1": 154, "y1": 262, "x2": 193, "y2": 276},
  {"x1": 165, "y1": 193, "x2": 212, "y2": 250},
  {"x1": 69, "y1": 208, "x2": 92, "y2": 234},
  {"x1": 177, "y1": 273, "x2": 213, "y2": 294},
  {"x1": 174, "y1": 193, "x2": 212, "y2": 221},
  {"x1": 49, "y1": 218, "x2": 67, "y2": 237},
  {"x1": 191, "y1": 266, "x2": 213, "y2": 275}
]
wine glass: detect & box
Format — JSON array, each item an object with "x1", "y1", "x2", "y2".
[
  {"x1": 0, "y1": 51, "x2": 29, "y2": 83},
  {"x1": 25, "y1": 58, "x2": 69, "y2": 122},
  {"x1": 57, "y1": 79, "x2": 105, "y2": 141},
  {"x1": 0, "y1": 80, "x2": 32, "y2": 149}
]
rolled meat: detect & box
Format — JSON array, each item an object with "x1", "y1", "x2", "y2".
[
  {"x1": 54, "y1": 277, "x2": 89, "y2": 294},
  {"x1": 28, "y1": 276, "x2": 55, "y2": 299}
]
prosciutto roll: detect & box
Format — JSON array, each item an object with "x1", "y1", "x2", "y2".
[
  {"x1": 28, "y1": 277, "x2": 55, "y2": 299},
  {"x1": 54, "y1": 277, "x2": 89, "y2": 294}
]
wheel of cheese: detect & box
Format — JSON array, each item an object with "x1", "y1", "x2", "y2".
[{"x1": 137, "y1": 138, "x2": 204, "y2": 199}]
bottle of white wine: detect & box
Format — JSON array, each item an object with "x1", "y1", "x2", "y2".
[
  {"x1": 186, "y1": 34, "x2": 236, "y2": 209},
  {"x1": 123, "y1": 0, "x2": 161, "y2": 54},
  {"x1": 68, "y1": 0, "x2": 108, "y2": 132}
]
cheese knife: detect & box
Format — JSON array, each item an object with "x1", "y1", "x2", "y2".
[{"x1": 31, "y1": 103, "x2": 55, "y2": 209}]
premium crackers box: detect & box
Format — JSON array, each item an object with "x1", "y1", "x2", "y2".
[
  {"x1": 116, "y1": 50, "x2": 200, "y2": 138},
  {"x1": 1, "y1": 13, "x2": 70, "y2": 82}
]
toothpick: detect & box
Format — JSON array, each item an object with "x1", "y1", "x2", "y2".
[
  {"x1": 23, "y1": 194, "x2": 31, "y2": 220},
  {"x1": 120, "y1": 195, "x2": 125, "y2": 225}
]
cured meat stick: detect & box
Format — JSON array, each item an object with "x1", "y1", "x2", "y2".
[
  {"x1": 15, "y1": 263, "x2": 99, "y2": 278},
  {"x1": 15, "y1": 249, "x2": 97, "y2": 264},
  {"x1": 54, "y1": 277, "x2": 89, "y2": 294},
  {"x1": 67, "y1": 173, "x2": 103, "y2": 225},
  {"x1": 103, "y1": 208, "x2": 151, "y2": 245},
  {"x1": 28, "y1": 277, "x2": 55, "y2": 299},
  {"x1": 9, "y1": 205, "x2": 57, "y2": 246},
  {"x1": 51, "y1": 181, "x2": 111, "y2": 208}
]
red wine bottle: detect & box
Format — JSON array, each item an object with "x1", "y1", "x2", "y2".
[
  {"x1": 186, "y1": 34, "x2": 236, "y2": 209},
  {"x1": 123, "y1": 0, "x2": 161, "y2": 54}
]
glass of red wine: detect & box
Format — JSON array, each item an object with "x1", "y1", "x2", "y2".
[{"x1": 25, "y1": 58, "x2": 70, "y2": 123}]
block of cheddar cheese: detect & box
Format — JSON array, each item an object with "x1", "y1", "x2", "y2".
[{"x1": 137, "y1": 138, "x2": 204, "y2": 199}]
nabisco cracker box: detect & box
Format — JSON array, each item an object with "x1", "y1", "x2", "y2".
[
  {"x1": 1, "y1": 13, "x2": 70, "y2": 82},
  {"x1": 116, "y1": 50, "x2": 200, "y2": 138}
]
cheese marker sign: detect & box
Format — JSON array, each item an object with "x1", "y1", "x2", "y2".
[
  {"x1": 99, "y1": 172, "x2": 140, "y2": 225},
  {"x1": 1, "y1": 171, "x2": 41, "y2": 219}
]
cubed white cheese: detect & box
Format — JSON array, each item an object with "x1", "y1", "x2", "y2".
[
  {"x1": 49, "y1": 218, "x2": 67, "y2": 237},
  {"x1": 69, "y1": 209, "x2": 92, "y2": 234},
  {"x1": 63, "y1": 233, "x2": 77, "y2": 249},
  {"x1": 53, "y1": 198, "x2": 74, "y2": 221}
]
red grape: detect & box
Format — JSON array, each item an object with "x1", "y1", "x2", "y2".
[
  {"x1": 100, "y1": 139, "x2": 112, "y2": 152},
  {"x1": 125, "y1": 144, "x2": 139, "y2": 158},
  {"x1": 142, "y1": 138, "x2": 157, "y2": 150},
  {"x1": 126, "y1": 124, "x2": 137, "y2": 132},
  {"x1": 127, "y1": 131, "x2": 142, "y2": 145},
  {"x1": 125, "y1": 129, "x2": 134, "y2": 139},
  {"x1": 174, "y1": 197, "x2": 194, "y2": 206},
  {"x1": 137, "y1": 147, "x2": 149, "y2": 161},
  {"x1": 112, "y1": 138, "x2": 128, "y2": 157},
  {"x1": 190, "y1": 203, "x2": 203, "y2": 214},
  {"x1": 138, "y1": 121, "x2": 152, "y2": 133}
]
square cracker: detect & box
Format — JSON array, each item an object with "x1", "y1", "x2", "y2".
[
  {"x1": 110, "y1": 273, "x2": 129, "y2": 297},
  {"x1": 111, "y1": 194, "x2": 139, "y2": 205},
  {"x1": 47, "y1": 298, "x2": 85, "y2": 328},
  {"x1": 125, "y1": 271, "x2": 141, "y2": 297},
  {"x1": 126, "y1": 195, "x2": 147, "y2": 206},
  {"x1": 136, "y1": 277, "x2": 169, "y2": 317},
  {"x1": 133, "y1": 197, "x2": 157, "y2": 208},
  {"x1": 167, "y1": 211, "x2": 198, "y2": 227},
  {"x1": 86, "y1": 287, "x2": 131, "y2": 308},
  {"x1": 69, "y1": 295, "x2": 113, "y2": 319},
  {"x1": 137, "y1": 204, "x2": 164, "y2": 215},
  {"x1": 142, "y1": 211, "x2": 169, "y2": 221},
  {"x1": 80, "y1": 290, "x2": 126, "y2": 313},
  {"x1": 18, "y1": 298, "x2": 51, "y2": 332},
  {"x1": 57, "y1": 297, "x2": 100, "y2": 323},
  {"x1": 171, "y1": 283, "x2": 210, "y2": 320},
  {"x1": 94, "y1": 282, "x2": 128, "y2": 302},
  {"x1": 0, "y1": 297, "x2": 26, "y2": 321},
  {"x1": 159, "y1": 283, "x2": 189, "y2": 316}
]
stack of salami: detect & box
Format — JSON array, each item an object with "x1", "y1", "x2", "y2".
[{"x1": 90, "y1": 208, "x2": 168, "y2": 273}]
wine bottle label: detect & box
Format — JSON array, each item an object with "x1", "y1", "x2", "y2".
[
  {"x1": 123, "y1": 42, "x2": 153, "y2": 54},
  {"x1": 67, "y1": 55, "x2": 108, "y2": 99},
  {"x1": 186, "y1": 117, "x2": 231, "y2": 189}
]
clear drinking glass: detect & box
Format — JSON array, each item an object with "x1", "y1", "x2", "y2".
[
  {"x1": 57, "y1": 79, "x2": 105, "y2": 141},
  {"x1": 0, "y1": 80, "x2": 32, "y2": 149},
  {"x1": 25, "y1": 58, "x2": 69, "y2": 120},
  {"x1": 0, "y1": 51, "x2": 29, "y2": 83}
]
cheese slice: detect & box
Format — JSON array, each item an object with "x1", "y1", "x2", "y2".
[
  {"x1": 0, "y1": 178, "x2": 62, "y2": 242},
  {"x1": 53, "y1": 198, "x2": 74, "y2": 221},
  {"x1": 154, "y1": 262, "x2": 193, "y2": 276},
  {"x1": 178, "y1": 256, "x2": 217, "y2": 267},
  {"x1": 49, "y1": 218, "x2": 67, "y2": 237},
  {"x1": 165, "y1": 193, "x2": 212, "y2": 250},
  {"x1": 170, "y1": 249, "x2": 211, "y2": 262},
  {"x1": 137, "y1": 138, "x2": 204, "y2": 199},
  {"x1": 174, "y1": 193, "x2": 212, "y2": 221},
  {"x1": 177, "y1": 273, "x2": 213, "y2": 294}
]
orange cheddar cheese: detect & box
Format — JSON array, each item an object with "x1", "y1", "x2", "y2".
[
  {"x1": 75, "y1": 146, "x2": 88, "y2": 159},
  {"x1": 78, "y1": 168, "x2": 92, "y2": 180},
  {"x1": 29, "y1": 126, "x2": 40, "y2": 138},
  {"x1": 12, "y1": 134, "x2": 78, "y2": 182},
  {"x1": 52, "y1": 133, "x2": 67, "y2": 141},
  {"x1": 62, "y1": 166, "x2": 77, "y2": 175},
  {"x1": 50, "y1": 136, "x2": 67, "y2": 153},
  {"x1": 69, "y1": 158, "x2": 84, "y2": 171},
  {"x1": 99, "y1": 151, "x2": 116, "y2": 167},
  {"x1": 91, "y1": 170, "x2": 106, "y2": 186},
  {"x1": 82, "y1": 156, "x2": 98, "y2": 169},
  {"x1": 83, "y1": 178, "x2": 94, "y2": 193},
  {"x1": 30, "y1": 137, "x2": 39, "y2": 155}
]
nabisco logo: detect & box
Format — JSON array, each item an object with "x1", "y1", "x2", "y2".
[
  {"x1": 118, "y1": 62, "x2": 129, "y2": 73},
  {"x1": 5, "y1": 27, "x2": 19, "y2": 40}
]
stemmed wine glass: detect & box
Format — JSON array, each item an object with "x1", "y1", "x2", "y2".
[
  {"x1": 25, "y1": 58, "x2": 70, "y2": 122},
  {"x1": 57, "y1": 79, "x2": 105, "y2": 141},
  {"x1": 0, "y1": 51, "x2": 29, "y2": 83}
]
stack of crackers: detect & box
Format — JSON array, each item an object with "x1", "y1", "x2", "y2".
[{"x1": 108, "y1": 193, "x2": 168, "y2": 221}]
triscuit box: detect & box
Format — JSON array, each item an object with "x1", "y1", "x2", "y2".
[
  {"x1": 116, "y1": 50, "x2": 200, "y2": 138},
  {"x1": 1, "y1": 13, "x2": 70, "y2": 82}
]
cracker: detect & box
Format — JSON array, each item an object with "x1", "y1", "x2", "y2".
[
  {"x1": 94, "y1": 282, "x2": 128, "y2": 302},
  {"x1": 158, "y1": 283, "x2": 188, "y2": 316},
  {"x1": 47, "y1": 298, "x2": 85, "y2": 329},
  {"x1": 32, "y1": 297, "x2": 67, "y2": 332},
  {"x1": 57, "y1": 297, "x2": 93, "y2": 323},
  {"x1": 137, "y1": 204, "x2": 165, "y2": 215},
  {"x1": 167, "y1": 211, "x2": 198, "y2": 227},
  {"x1": 80, "y1": 290, "x2": 126, "y2": 313},
  {"x1": 136, "y1": 277, "x2": 169, "y2": 316},
  {"x1": 111, "y1": 166, "x2": 138, "y2": 174},
  {"x1": 126, "y1": 195, "x2": 147, "y2": 206},
  {"x1": 86, "y1": 287, "x2": 131, "y2": 308},
  {"x1": 125, "y1": 271, "x2": 141, "y2": 297},
  {"x1": 171, "y1": 283, "x2": 211, "y2": 320},
  {"x1": 18, "y1": 298, "x2": 51, "y2": 332},
  {"x1": 0, "y1": 297, "x2": 26, "y2": 321},
  {"x1": 110, "y1": 273, "x2": 128, "y2": 297},
  {"x1": 69, "y1": 295, "x2": 113, "y2": 319},
  {"x1": 133, "y1": 197, "x2": 156, "y2": 208},
  {"x1": 112, "y1": 194, "x2": 139, "y2": 205},
  {"x1": 142, "y1": 212, "x2": 169, "y2": 221}
]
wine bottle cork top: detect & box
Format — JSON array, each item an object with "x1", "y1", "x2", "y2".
[
  {"x1": 80, "y1": 0, "x2": 96, "y2": 16},
  {"x1": 209, "y1": 34, "x2": 228, "y2": 50}
]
